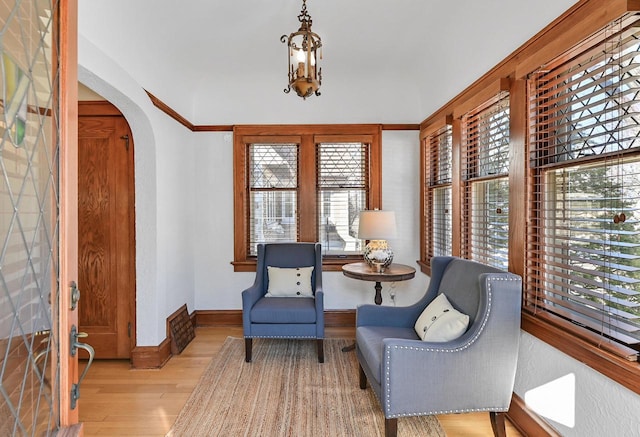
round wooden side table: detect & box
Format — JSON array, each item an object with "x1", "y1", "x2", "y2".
[{"x1": 342, "y1": 262, "x2": 416, "y2": 305}]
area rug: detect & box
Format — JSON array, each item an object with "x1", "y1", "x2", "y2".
[{"x1": 166, "y1": 337, "x2": 445, "y2": 437}]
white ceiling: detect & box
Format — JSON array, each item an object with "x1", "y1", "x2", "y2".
[{"x1": 78, "y1": 0, "x2": 579, "y2": 125}]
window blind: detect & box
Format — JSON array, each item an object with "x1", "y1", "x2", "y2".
[
  {"x1": 248, "y1": 143, "x2": 298, "y2": 255},
  {"x1": 461, "y1": 92, "x2": 510, "y2": 269},
  {"x1": 527, "y1": 20, "x2": 640, "y2": 356},
  {"x1": 317, "y1": 142, "x2": 368, "y2": 255},
  {"x1": 432, "y1": 186, "x2": 452, "y2": 257},
  {"x1": 425, "y1": 125, "x2": 453, "y2": 259}
]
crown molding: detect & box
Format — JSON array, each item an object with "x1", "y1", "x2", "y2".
[{"x1": 144, "y1": 89, "x2": 418, "y2": 132}]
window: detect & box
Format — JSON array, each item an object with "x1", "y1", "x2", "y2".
[
  {"x1": 527, "y1": 21, "x2": 640, "y2": 358},
  {"x1": 248, "y1": 143, "x2": 298, "y2": 249},
  {"x1": 233, "y1": 125, "x2": 381, "y2": 271},
  {"x1": 424, "y1": 125, "x2": 453, "y2": 262},
  {"x1": 317, "y1": 141, "x2": 368, "y2": 255},
  {"x1": 461, "y1": 92, "x2": 510, "y2": 269}
]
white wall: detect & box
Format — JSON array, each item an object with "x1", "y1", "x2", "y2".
[
  {"x1": 192, "y1": 130, "x2": 429, "y2": 311},
  {"x1": 78, "y1": 36, "x2": 197, "y2": 346},
  {"x1": 515, "y1": 332, "x2": 640, "y2": 436},
  {"x1": 79, "y1": 36, "x2": 429, "y2": 341}
]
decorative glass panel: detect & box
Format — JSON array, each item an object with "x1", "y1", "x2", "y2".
[
  {"x1": 0, "y1": 0, "x2": 60, "y2": 435},
  {"x1": 463, "y1": 93, "x2": 510, "y2": 179},
  {"x1": 248, "y1": 144, "x2": 298, "y2": 255},
  {"x1": 249, "y1": 144, "x2": 297, "y2": 189},
  {"x1": 317, "y1": 142, "x2": 367, "y2": 255},
  {"x1": 530, "y1": 25, "x2": 640, "y2": 166}
]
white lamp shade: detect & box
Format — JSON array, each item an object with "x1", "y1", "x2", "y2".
[{"x1": 358, "y1": 210, "x2": 397, "y2": 240}]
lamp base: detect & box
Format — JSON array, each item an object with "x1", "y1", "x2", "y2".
[{"x1": 363, "y1": 240, "x2": 394, "y2": 272}]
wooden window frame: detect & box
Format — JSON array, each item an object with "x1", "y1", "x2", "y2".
[
  {"x1": 461, "y1": 92, "x2": 510, "y2": 268},
  {"x1": 233, "y1": 124, "x2": 382, "y2": 272},
  {"x1": 419, "y1": 0, "x2": 640, "y2": 395},
  {"x1": 520, "y1": 21, "x2": 640, "y2": 392},
  {"x1": 422, "y1": 124, "x2": 454, "y2": 271},
  {"x1": 525, "y1": 16, "x2": 640, "y2": 356}
]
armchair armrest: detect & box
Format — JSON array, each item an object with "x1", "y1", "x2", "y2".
[
  {"x1": 378, "y1": 272, "x2": 522, "y2": 418},
  {"x1": 315, "y1": 288, "x2": 324, "y2": 337},
  {"x1": 355, "y1": 257, "x2": 522, "y2": 421},
  {"x1": 314, "y1": 287, "x2": 324, "y2": 311},
  {"x1": 242, "y1": 283, "x2": 264, "y2": 308},
  {"x1": 242, "y1": 283, "x2": 264, "y2": 332},
  {"x1": 380, "y1": 335, "x2": 516, "y2": 417}
]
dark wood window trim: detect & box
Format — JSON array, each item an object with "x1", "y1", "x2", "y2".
[
  {"x1": 232, "y1": 124, "x2": 382, "y2": 272},
  {"x1": 523, "y1": 313, "x2": 640, "y2": 394},
  {"x1": 421, "y1": 124, "x2": 454, "y2": 276},
  {"x1": 419, "y1": 0, "x2": 640, "y2": 395},
  {"x1": 522, "y1": 20, "x2": 640, "y2": 396}
]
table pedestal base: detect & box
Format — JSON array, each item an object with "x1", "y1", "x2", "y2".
[
  {"x1": 374, "y1": 281, "x2": 383, "y2": 305},
  {"x1": 341, "y1": 262, "x2": 416, "y2": 353},
  {"x1": 342, "y1": 281, "x2": 383, "y2": 352}
]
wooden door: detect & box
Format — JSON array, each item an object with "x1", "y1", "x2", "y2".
[
  {"x1": 78, "y1": 109, "x2": 135, "y2": 359},
  {"x1": 0, "y1": 1, "x2": 79, "y2": 433},
  {"x1": 59, "y1": 0, "x2": 81, "y2": 431}
]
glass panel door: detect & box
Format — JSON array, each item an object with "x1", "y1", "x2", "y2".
[{"x1": 0, "y1": 1, "x2": 64, "y2": 434}]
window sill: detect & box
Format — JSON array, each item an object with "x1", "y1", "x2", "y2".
[
  {"x1": 231, "y1": 256, "x2": 364, "y2": 273},
  {"x1": 417, "y1": 259, "x2": 431, "y2": 276},
  {"x1": 522, "y1": 312, "x2": 640, "y2": 395}
]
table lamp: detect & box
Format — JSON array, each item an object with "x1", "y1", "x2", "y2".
[{"x1": 358, "y1": 210, "x2": 397, "y2": 272}]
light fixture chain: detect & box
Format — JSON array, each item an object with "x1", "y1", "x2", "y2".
[{"x1": 298, "y1": 0, "x2": 311, "y2": 23}]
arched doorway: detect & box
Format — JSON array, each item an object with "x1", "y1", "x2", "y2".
[{"x1": 77, "y1": 97, "x2": 136, "y2": 359}]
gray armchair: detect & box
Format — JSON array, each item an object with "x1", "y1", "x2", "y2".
[
  {"x1": 242, "y1": 243, "x2": 324, "y2": 363},
  {"x1": 356, "y1": 256, "x2": 522, "y2": 437}
]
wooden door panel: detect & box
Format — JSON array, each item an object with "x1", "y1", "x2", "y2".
[{"x1": 78, "y1": 115, "x2": 133, "y2": 359}]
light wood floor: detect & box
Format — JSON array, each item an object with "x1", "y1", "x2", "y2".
[{"x1": 79, "y1": 326, "x2": 523, "y2": 436}]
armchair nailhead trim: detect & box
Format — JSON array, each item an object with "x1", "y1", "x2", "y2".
[
  {"x1": 387, "y1": 407, "x2": 508, "y2": 419},
  {"x1": 383, "y1": 276, "x2": 520, "y2": 416}
]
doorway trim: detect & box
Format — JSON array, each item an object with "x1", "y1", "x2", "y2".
[{"x1": 78, "y1": 58, "x2": 159, "y2": 352}]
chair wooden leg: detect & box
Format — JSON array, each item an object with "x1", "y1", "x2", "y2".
[
  {"x1": 489, "y1": 412, "x2": 507, "y2": 437},
  {"x1": 317, "y1": 339, "x2": 324, "y2": 363},
  {"x1": 359, "y1": 363, "x2": 367, "y2": 389},
  {"x1": 245, "y1": 338, "x2": 252, "y2": 362},
  {"x1": 385, "y1": 418, "x2": 397, "y2": 437}
]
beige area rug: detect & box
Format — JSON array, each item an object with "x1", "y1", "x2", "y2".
[{"x1": 167, "y1": 337, "x2": 445, "y2": 437}]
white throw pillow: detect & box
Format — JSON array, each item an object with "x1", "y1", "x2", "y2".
[
  {"x1": 266, "y1": 266, "x2": 314, "y2": 297},
  {"x1": 414, "y1": 293, "x2": 469, "y2": 342}
]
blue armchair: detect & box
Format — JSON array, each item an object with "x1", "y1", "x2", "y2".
[
  {"x1": 242, "y1": 243, "x2": 324, "y2": 362},
  {"x1": 356, "y1": 256, "x2": 522, "y2": 437}
]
